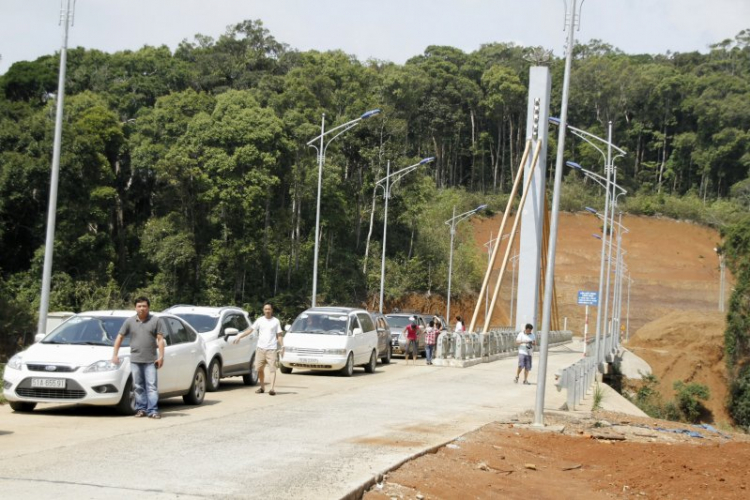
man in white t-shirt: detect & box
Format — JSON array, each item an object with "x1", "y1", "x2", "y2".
[
  {"x1": 234, "y1": 303, "x2": 283, "y2": 395},
  {"x1": 514, "y1": 323, "x2": 536, "y2": 385}
]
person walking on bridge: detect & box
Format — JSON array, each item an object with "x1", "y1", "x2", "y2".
[
  {"x1": 514, "y1": 323, "x2": 536, "y2": 385},
  {"x1": 234, "y1": 303, "x2": 283, "y2": 396}
]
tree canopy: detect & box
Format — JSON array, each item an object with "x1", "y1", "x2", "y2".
[{"x1": 1, "y1": 21, "x2": 750, "y2": 351}]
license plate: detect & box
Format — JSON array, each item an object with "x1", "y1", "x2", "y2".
[
  {"x1": 31, "y1": 378, "x2": 66, "y2": 389},
  {"x1": 299, "y1": 358, "x2": 319, "y2": 364}
]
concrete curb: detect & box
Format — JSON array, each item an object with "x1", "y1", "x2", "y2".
[{"x1": 339, "y1": 436, "x2": 457, "y2": 500}]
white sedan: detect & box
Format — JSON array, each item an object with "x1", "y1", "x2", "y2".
[{"x1": 3, "y1": 310, "x2": 208, "y2": 414}]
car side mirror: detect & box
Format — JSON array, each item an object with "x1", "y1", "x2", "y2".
[
  {"x1": 223, "y1": 328, "x2": 239, "y2": 341},
  {"x1": 285, "y1": 324, "x2": 291, "y2": 332},
  {"x1": 352, "y1": 327, "x2": 363, "y2": 336},
  {"x1": 34, "y1": 333, "x2": 45, "y2": 343}
]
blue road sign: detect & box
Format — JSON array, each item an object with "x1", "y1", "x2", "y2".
[{"x1": 577, "y1": 291, "x2": 598, "y2": 306}]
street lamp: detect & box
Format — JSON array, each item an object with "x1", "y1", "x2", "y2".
[
  {"x1": 626, "y1": 274, "x2": 633, "y2": 341},
  {"x1": 586, "y1": 207, "x2": 629, "y2": 359},
  {"x1": 566, "y1": 161, "x2": 626, "y2": 196},
  {"x1": 445, "y1": 204, "x2": 487, "y2": 324},
  {"x1": 551, "y1": 117, "x2": 627, "y2": 368},
  {"x1": 714, "y1": 247, "x2": 726, "y2": 312},
  {"x1": 375, "y1": 157, "x2": 435, "y2": 313},
  {"x1": 306, "y1": 108, "x2": 381, "y2": 307}
]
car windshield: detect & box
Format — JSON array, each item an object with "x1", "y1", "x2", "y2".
[
  {"x1": 385, "y1": 316, "x2": 415, "y2": 328},
  {"x1": 174, "y1": 313, "x2": 219, "y2": 333},
  {"x1": 290, "y1": 313, "x2": 349, "y2": 335},
  {"x1": 42, "y1": 315, "x2": 128, "y2": 346}
]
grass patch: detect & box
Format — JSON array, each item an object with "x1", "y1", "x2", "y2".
[{"x1": 592, "y1": 382, "x2": 605, "y2": 411}]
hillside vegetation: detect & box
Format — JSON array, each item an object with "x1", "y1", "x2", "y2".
[{"x1": 1, "y1": 20, "x2": 749, "y2": 363}]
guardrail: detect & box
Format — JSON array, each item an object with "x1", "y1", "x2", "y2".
[
  {"x1": 433, "y1": 329, "x2": 573, "y2": 368},
  {"x1": 554, "y1": 332, "x2": 618, "y2": 410}
]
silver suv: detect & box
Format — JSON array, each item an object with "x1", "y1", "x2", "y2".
[{"x1": 164, "y1": 305, "x2": 259, "y2": 391}]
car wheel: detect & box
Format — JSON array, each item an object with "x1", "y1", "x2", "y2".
[
  {"x1": 207, "y1": 358, "x2": 221, "y2": 392},
  {"x1": 381, "y1": 344, "x2": 392, "y2": 365},
  {"x1": 279, "y1": 365, "x2": 293, "y2": 374},
  {"x1": 340, "y1": 353, "x2": 354, "y2": 377},
  {"x1": 183, "y1": 366, "x2": 207, "y2": 405},
  {"x1": 242, "y1": 356, "x2": 259, "y2": 385},
  {"x1": 115, "y1": 377, "x2": 136, "y2": 415},
  {"x1": 9, "y1": 401, "x2": 37, "y2": 412},
  {"x1": 364, "y1": 350, "x2": 377, "y2": 373}
]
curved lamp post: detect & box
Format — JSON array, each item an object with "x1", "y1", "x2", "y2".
[
  {"x1": 445, "y1": 204, "x2": 487, "y2": 325},
  {"x1": 375, "y1": 157, "x2": 435, "y2": 313},
  {"x1": 551, "y1": 116, "x2": 626, "y2": 367},
  {"x1": 306, "y1": 109, "x2": 380, "y2": 307},
  {"x1": 586, "y1": 206, "x2": 629, "y2": 359}
]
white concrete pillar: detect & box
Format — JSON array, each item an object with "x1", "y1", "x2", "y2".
[{"x1": 514, "y1": 66, "x2": 551, "y2": 332}]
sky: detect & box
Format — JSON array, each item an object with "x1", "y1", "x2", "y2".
[{"x1": 1, "y1": 0, "x2": 748, "y2": 75}]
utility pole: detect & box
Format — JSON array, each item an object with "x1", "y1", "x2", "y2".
[
  {"x1": 534, "y1": 0, "x2": 582, "y2": 426},
  {"x1": 38, "y1": 0, "x2": 76, "y2": 335}
]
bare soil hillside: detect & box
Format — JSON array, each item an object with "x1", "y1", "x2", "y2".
[
  {"x1": 471, "y1": 212, "x2": 729, "y2": 334},
  {"x1": 626, "y1": 310, "x2": 730, "y2": 424}
]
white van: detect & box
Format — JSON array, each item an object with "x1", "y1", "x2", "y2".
[{"x1": 280, "y1": 307, "x2": 379, "y2": 377}]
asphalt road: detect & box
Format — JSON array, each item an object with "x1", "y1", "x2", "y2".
[{"x1": 0, "y1": 344, "x2": 585, "y2": 499}]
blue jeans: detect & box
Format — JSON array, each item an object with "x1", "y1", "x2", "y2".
[
  {"x1": 132, "y1": 362, "x2": 159, "y2": 414},
  {"x1": 426, "y1": 344, "x2": 435, "y2": 363}
]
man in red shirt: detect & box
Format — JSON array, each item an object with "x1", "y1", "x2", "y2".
[{"x1": 404, "y1": 320, "x2": 420, "y2": 365}]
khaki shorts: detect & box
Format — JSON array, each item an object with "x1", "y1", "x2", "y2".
[{"x1": 255, "y1": 348, "x2": 277, "y2": 373}]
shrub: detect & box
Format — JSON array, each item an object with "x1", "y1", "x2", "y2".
[
  {"x1": 729, "y1": 365, "x2": 750, "y2": 428},
  {"x1": 673, "y1": 381, "x2": 710, "y2": 423}
]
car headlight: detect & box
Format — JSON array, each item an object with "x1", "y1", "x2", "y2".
[
  {"x1": 284, "y1": 347, "x2": 297, "y2": 353},
  {"x1": 325, "y1": 349, "x2": 346, "y2": 355},
  {"x1": 7, "y1": 354, "x2": 23, "y2": 370},
  {"x1": 83, "y1": 360, "x2": 121, "y2": 373}
]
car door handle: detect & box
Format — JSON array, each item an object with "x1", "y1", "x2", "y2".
[{"x1": 191, "y1": 349, "x2": 196, "y2": 354}]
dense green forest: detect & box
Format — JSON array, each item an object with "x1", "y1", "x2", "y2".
[{"x1": 1, "y1": 21, "x2": 750, "y2": 361}]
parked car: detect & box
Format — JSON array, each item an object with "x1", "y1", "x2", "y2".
[
  {"x1": 280, "y1": 307, "x2": 379, "y2": 377},
  {"x1": 164, "y1": 305, "x2": 258, "y2": 391},
  {"x1": 3, "y1": 310, "x2": 208, "y2": 415},
  {"x1": 385, "y1": 313, "x2": 426, "y2": 357},
  {"x1": 369, "y1": 312, "x2": 393, "y2": 364}
]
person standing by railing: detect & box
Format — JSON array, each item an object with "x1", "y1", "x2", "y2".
[
  {"x1": 454, "y1": 316, "x2": 465, "y2": 333},
  {"x1": 425, "y1": 320, "x2": 437, "y2": 365},
  {"x1": 514, "y1": 323, "x2": 536, "y2": 385}
]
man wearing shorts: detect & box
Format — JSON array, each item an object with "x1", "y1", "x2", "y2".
[
  {"x1": 405, "y1": 320, "x2": 420, "y2": 365},
  {"x1": 514, "y1": 323, "x2": 536, "y2": 385},
  {"x1": 235, "y1": 303, "x2": 283, "y2": 395}
]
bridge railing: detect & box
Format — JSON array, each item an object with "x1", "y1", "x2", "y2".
[
  {"x1": 553, "y1": 331, "x2": 619, "y2": 410},
  {"x1": 433, "y1": 329, "x2": 573, "y2": 368}
]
